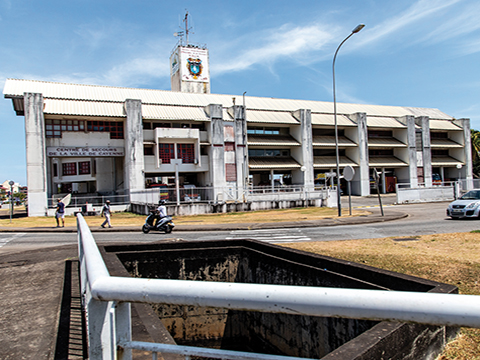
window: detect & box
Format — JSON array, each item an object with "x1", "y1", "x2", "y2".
[
  {"x1": 159, "y1": 144, "x2": 175, "y2": 164},
  {"x1": 144, "y1": 145, "x2": 154, "y2": 156},
  {"x1": 247, "y1": 127, "x2": 281, "y2": 135},
  {"x1": 53, "y1": 163, "x2": 58, "y2": 177},
  {"x1": 369, "y1": 149, "x2": 394, "y2": 156},
  {"x1": 248, "y1": 149, "x2": 290, "y2": 157},
  {"x1": 431, "y1": 132, "x2": 448, "y2": 139},
  {"x1": 368, "y1": 130, "x2": 393, "y2": 138},
  {"x1": 177, "y1": 144, "x2": 195, "y2": 163},
  {"x1": 79, "y1": 161, "x2": 91, "y2": 175},
  {"x1": 45, "y1": 119, "x2": 85, "y2": 138},
  {"x1": 87, "y1": 120, "x2": 124, "y2": 139},
  {"x1": 432, "y1": 149, "x2": 449, "y2": 156},
  {"x1": 62, "y1": 162, "x2": 77, "y2": 176}
]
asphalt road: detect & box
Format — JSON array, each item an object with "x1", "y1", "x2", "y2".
[{"x1": 1, "y1": 199, "x2": 479, "y2": 253}]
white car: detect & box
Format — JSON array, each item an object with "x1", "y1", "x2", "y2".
[{"x1": 446, "y1": 189, "x2": 480, "y2": 219}]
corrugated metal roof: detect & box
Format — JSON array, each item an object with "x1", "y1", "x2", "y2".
[
  {"x1": 430, "y1": 139, "x2": 463, "y2": 148},
  {"x1": 368, "y1": 157, "x2": 408, "y2": 167},
  {"x1": 312, "y1": 136, "x2": 356, "y2": 147},
  {"x1": 313, "y1": 156, "x2": 358, "y2": 168},
  {"x1": 143, "y1": 104, "x2": 209, "y2": 121},
  {"x1": 247, "y1": 135, "x2": 301, "y2": 146},
  {"x1": 311, "y1": 113, "x2": 355, "y2": 126},
  {"x1": 429, "y1": 120, "x2": 462, "y2": 130},
  {"x1": 3, "y1": 79, "x2": 456, "y2": 120},
  {"x1": 248, "y1": 157, "x2": 301, "y2": 169},
  {"x1": 368, "y1": 138, "x2": 407, "y2": 147},
  {"x1": 247, "y1": 110, "x2": 298, "y2": 124},
  {"x1": 43, "y1": 99, "x2": 124, "y2": 117},
  {"x1": 367, "y1": 116, "x2": 405, "y2": 128},
  {"x1": 431, "y1": 156, "x2": 463, "y2": 166}
]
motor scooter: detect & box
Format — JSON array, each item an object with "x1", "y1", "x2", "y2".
[{"x1": 142, "y1": 210, "x2": 175, "y2": 234}]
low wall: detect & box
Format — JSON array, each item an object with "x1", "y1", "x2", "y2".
[
  {"x1": 396, "y1": 186, "x2": 455, "y2": 204},
  {"x1": 102, "y1": 240, "x2": 458, "y2": 359},
  {"x1": 131, "y1": 199, "x2": 325, "y2": 216}
]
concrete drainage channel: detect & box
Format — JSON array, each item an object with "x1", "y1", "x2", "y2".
[{"x1": 100, "y1": 239, "x2": 458, "y2": 359}]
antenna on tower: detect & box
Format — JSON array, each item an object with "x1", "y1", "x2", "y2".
[{"x1": 183, "y1": 10, "x2": 194, "y2": 46}]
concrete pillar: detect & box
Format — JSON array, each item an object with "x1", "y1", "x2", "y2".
[
  {"x1": 293, "y1": 109, "x2": 314, "y2": 188},
  {"x1": 454, "y1": 118, "x2": 473, "y2": 189},
  {"x1": 351, "y1": 112, "x2": 370, "y2": 196},
  {"x1": 416, "y1": 116, "x2": 432, "y2": 187},
  {"x1": 398, "y1": 115, "x2": 418, "y2": 188},
  {"x1": 232, "y1": 105, "x2": 248, "y2": 193},
  {"x1": 206, "y1": 104, "x2": 225, "y2": 202},
  {"x1": 24, "y1": 92, "x2": 48, "y2": 216},
  {"x1": 124, "y1": 99, "x2": 145, "y2": 196}
]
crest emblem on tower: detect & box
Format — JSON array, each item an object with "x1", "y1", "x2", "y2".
[{"x1": 186, "y1": 57, "x2": 203, "y2": 79}]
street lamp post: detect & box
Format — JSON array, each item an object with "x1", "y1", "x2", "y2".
[{"x1": 333, "y1": 24, "x2": 365, "y2": 217}]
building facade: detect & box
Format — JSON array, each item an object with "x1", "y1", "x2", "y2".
[{"x1": 2, "y1": 45, "x2": 473, "y2": 216}]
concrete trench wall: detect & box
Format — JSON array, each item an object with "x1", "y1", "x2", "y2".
[{"x1": 103, "y1": 240, "x2": 459, "y2": 359}]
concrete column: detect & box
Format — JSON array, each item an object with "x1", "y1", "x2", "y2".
[
  {"x1": 293, "y1": 109, "x2": 314, "y2": 188},
  {"x1": 124, "y1": 99, "x2": 145, "y2": 196},
  {"x1": 24, "y1": 92, "x2": 48, "y2": 216},
  {"x1": 398, "y1": 115, "x2": 418, "y2": 188},
  {"x1": 351, "y1": 112, "x2": 370, "y2": 196},
  {"x1": 232, "y1": 105, "x2": 247, "y2": 193},
  {"x1": 454, "y1": 118, "x2": 473, "y2": 189},
  {"x1": 416, "y1": 116, "x2": 432, "y2": 187},
  {"x1": 206, "y1": 104, "x2": 225, "y2": 202}
]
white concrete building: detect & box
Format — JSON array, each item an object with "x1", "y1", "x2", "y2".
[{"x1": 2, "y1": 45, "x2": 473, "y2": 216}]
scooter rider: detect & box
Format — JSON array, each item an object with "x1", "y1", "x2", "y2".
[{"x1": 155, "y1": 200, "x2": 168, "y2": 229}]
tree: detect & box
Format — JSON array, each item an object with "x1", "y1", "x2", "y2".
[{"x1": 471, "y1": 129, "x2": 480, "y2": 177}]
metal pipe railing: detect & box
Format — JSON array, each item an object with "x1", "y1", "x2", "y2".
[
  {"x1": 120, "y1": 341, "x2": 311, "y2": 360},
  {"x1": 77, "y1": 213, "x2": 480, "y2": 360},
  {"x1": 92, "y1": 275, "x2": 480, "y2": 328}
]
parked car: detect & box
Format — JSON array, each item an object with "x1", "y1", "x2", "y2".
[
  {"x1": 446, "y1": 189, "x2": 480, "y2": 219},
  {"x1": 182, "y1": 184, "x2": 201, "y2": 201}
]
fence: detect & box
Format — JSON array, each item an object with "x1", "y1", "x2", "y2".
[
  {"x1": 49, "y1": 194, "x2": 129, "y2": 208},
  {"x1": 78, "y1": 213, "x2": 480, "y2": 360},
  {"x1": 132, "y1": 185, "x2": 331, "y2": 206}
]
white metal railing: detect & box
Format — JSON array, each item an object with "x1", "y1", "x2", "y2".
[
  {"x1": 131, "y1": 185, "x2": 329, "y2": 205},
  {"x1": 78, "y1": 213, "x2": 480, "y2": 359},
  {"x1": 50, "y1": 193, "x2": 129, "y2": 208}
]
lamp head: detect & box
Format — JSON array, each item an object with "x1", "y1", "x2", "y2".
[{"x1": 352, "y1": 24, "x2": 365, "y2": 33}]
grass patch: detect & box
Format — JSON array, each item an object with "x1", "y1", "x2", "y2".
[
  {"x1": 282, "y1": 232, "x2": 480, "y2": 359},
  {"x1": 0, "y1": 207, "x2": 370, "y2": 228}
]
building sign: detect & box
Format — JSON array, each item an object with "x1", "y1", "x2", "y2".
[
  {"x1": 47, "y1": 146, "x2": 124, "y2": 157},
  {"x1": 180, "y1": 47, "x2": 209, "y2": 82}
]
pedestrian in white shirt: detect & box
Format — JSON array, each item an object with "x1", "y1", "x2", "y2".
[{"x1": 101, "y1": 200, "x2": 112, "y2": 228}]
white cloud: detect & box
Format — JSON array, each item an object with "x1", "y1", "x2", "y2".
[
  {"x1": 351, "y1": 0, "x2": 461, "y2": 50},
  {"x1": 213, "y1": 23, "x2": 337, "y2": 75}
]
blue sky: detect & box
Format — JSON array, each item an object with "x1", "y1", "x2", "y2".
[{"x1": 1, "y1": 0, "x2": 480, "y2": 185}]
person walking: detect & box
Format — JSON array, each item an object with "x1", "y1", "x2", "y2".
[
  {"x1": 101, "y1": 200, "x2": 112, "y2": 228},
  {"x1": 55, "y1": 199, "x2": 65, "y2": 227}
]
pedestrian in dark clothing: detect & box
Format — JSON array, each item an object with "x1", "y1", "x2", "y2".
[
  {"x1": 101, "y1": 200, "x2": 112, "y2": 228},
  {"x1": 55, "y1": 199, "x2": 65, "y2": 227}
]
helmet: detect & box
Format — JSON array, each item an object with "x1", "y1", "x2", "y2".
[{"x1": 158, "y1": 200, "x2": 166, "y2": 205}]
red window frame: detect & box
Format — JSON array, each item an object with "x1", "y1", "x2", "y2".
[
  {"x1": 177, "y1": 143, "x2": 195, "y2": 164},
  {"x1": 79, "y1": 161, "x2": 91, "y2": 175},
  {"x1": 62, "y1": 162, "x2": 77, "y2": 176},
  {"x1": 159, "y1": 143, "x2": 175, "y2": 164}
]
